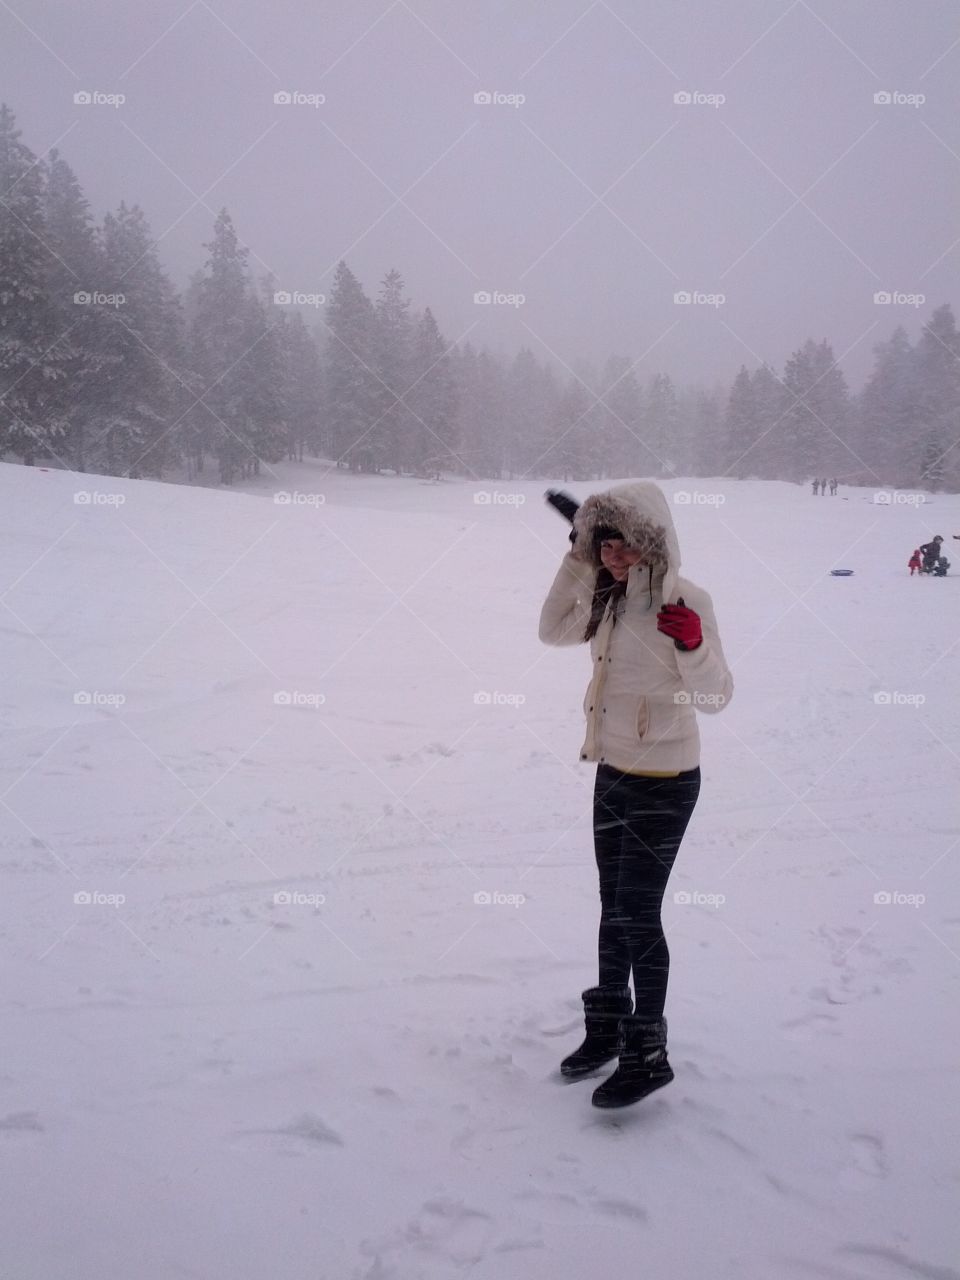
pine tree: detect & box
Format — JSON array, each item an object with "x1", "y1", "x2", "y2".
[
  {"x1": 782, "y1": 339, "x2": 849, "y2": 481},
  {"x1": 234, "y1": 286, "x2": 286, "y2": 479},
  {"x1": 91, "y1": 202, "x2": 181, "y2": 478},
  {"x1": 0, "y1": 104, "x2": 68, "y2": 463},
  {"x1": 913, "y1": 304, "x2": 960, "y2": 491},
  {"x1": 750, "y1": 364, "x2": 789, "y2": 479},
  {"x1": 282, "y1": 311, "x2": 322, "y2": 462},
  {"x1": 452, "y1": 342, "x2": 497, "y2": 478},
  {"x1": 686, "y1": 385, "x2": 724, "y2": 476},
  {"x1": 323, "y1": 261, "x2": 379, "y2": 471},
  {"x1": 407, "y1": 307, "x2": 457, "y2": 478},
  {"x1": 645, "y1": 373, "x2": 680, "y2": 476},
  {"x1": 546, "y1": 380, "x2": 592, "y2": 482},
  {"x1": 597, "y1": 356, "x2": 645, "y2": 480},
  {"x1": 723, "y1": 366, "x2": 755, "y2": 477},
  {"x1": 41, "y1": 148, "x2": 110, "y2": 472},
  {"x1": 189, "y1": 209, "x2": 256, "y2": 484},
  {"x1": 371, "y1": 268, "x2": 415, "y2": 474},
  {"x1": 856, "y1": 326, "x2": 916, "y2": 484},
  {"x1": 505, "y1": 348, "x2": 547, "y2": 478}
]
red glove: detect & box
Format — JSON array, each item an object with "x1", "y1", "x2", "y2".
[{"x1": 657, "y1": 597, "x2": 702, "y2": 651}]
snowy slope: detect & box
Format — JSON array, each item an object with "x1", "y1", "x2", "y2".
[{"x1": 1, "y1": 459, "x2": 958, "y2": 1280}]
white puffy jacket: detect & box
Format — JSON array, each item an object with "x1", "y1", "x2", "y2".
[{"x1": 538, "y1": 480, "x2": 733, "y2": 774}]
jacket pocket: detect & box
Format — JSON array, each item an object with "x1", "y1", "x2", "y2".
[{"x1": 635, "y1": 696, "x2": 649, "y2": 739}]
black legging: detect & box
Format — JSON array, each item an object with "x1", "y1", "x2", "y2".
[{"x1": 592, "y1": 763, "x2": 701, "y2": 1020}]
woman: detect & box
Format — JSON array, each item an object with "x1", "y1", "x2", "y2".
[{"x1": 538, "y1": 480, "x2": 733, "y2": 1108}]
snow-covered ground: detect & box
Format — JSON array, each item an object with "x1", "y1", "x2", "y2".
[{"x1": 1, "y1": 458, "x2": 958, "y2": 1280}]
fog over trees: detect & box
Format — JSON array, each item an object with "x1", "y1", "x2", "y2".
[{"x1": 2, "y1": 104, "x2": 957, "y2": 490}]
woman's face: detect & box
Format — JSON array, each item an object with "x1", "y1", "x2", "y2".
[{"x1": 599, "y1": 538, "x2": 645, "y2": 582}]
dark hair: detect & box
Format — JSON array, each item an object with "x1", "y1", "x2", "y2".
[
  {"x1": 582, "y1": 563, "x2": 655, "y2": 641},
  {"x1": 583, "y1": 568, "x2": 624, "y2": 641}
]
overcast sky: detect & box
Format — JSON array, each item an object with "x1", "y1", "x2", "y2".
[{"x1": 6, "y1": 0, "x2": 960, "y2": 389}]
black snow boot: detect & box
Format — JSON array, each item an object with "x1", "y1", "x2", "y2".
[
  {"x1": 560, "y1": 985, "x2": 633, "y2": 1079},
  {"x1": 591, "y1": 1014, "x2": 674, "y2": 1108}
]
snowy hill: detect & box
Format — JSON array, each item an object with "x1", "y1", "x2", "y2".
[{"x1": 1, "y1": 459, "x2": 958, "y2": 1280}]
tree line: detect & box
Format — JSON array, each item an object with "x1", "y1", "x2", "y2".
[{"x1": 1, "y1": 103, "x2": 957, "y2": 490}]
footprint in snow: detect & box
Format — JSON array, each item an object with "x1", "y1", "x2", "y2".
[
  {"x1": 846, "y1": 1131, "x2": 887, "y2": 1179},
  {"x1": 359, "y1": 1196, "x2": 494, "y2": 1274},
  {"x1": 0, "y1": 1111, "x2": 43, "y2": 1133},
  {"x1": 232, "y1": 1111, "x2": 343, "y2": 1149}
]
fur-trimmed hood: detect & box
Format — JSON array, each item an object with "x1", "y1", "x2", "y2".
[{"x1": 571, "y1": 479, "x2": 682, "y2": 604}]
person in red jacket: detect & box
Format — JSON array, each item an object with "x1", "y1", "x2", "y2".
[{"x1": 908, "y1": 549, "x2": 923, "y2": 575}]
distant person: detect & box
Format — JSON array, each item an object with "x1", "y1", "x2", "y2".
[
  {"x1": 830, "y1": 478, "x2": 838, "y2": 495},
  {"x1": 539, "y1": 480, "x2": 733, "y2": 1109},
  {"x1": 908, "y1": 549, "x2": 922, "y2": 576},
  {"x1": 821, "y1": 477, "x2": 828, "y2": 495},
  {"x1": 812, "y1": 479, "x2": 820, "y2": 495},
  {"x1": 919, "y1": 536, "x2": 944, "y2": 573}
]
